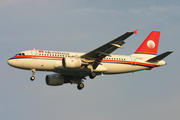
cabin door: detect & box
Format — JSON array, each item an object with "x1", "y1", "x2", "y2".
[
  {"x1": 131, "y1": 56, "x2": 136, "y2": 66},
  {"x1": 31, "y1": 49, "x2": 37, "y2": 59}
]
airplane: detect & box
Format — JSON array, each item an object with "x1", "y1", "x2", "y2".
[{"x1": 8, "y1": 30, "x2": 173, "y2": 90}]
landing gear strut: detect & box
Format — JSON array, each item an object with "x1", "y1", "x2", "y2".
[
  {"x1": 30, "y1": 69, "x2": 36, "y2": 81},
  {"x1": 77, "y1": 83, "x2": 84, "y2": 90}
]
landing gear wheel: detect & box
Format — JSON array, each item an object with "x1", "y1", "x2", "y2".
[
  {"x1": 77, "y1": 83, "x2": 84, "y2": 90},
  {"x1": 30, "y1": 76, "x2": 35, "y2": 81},
  {"x1": 89, "y1": 72, "x2": 96, "y2": 79}
]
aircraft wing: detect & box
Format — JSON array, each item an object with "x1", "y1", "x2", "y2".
[{"x1": 81, "y1": 30, "x2": 137, "y2": 69}]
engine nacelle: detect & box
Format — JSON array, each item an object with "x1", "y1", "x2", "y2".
[
  {"x1": 62, "y1": 57, "x2": 82, "y2": 68},
  {"x1": 46, "y1": 74, "x2": 65, "y2": 86}
]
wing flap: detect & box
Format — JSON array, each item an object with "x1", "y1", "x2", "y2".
[
  {"x1": 81, "y1": 30, "x2": 137, "y2": 69},
  {"x1": 81, "y1": 30, "x2": 136, "y2": 59}
]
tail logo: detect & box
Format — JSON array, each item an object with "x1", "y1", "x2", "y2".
[
  {"x1": 147, "y1": 40, "x2": 155, "y2": 49},
  {"x1": 134, "y1": 31, "x2": 160, "y2": 55}
]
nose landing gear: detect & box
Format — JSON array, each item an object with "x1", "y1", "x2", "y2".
[
  {"x1": 30, "y1": 69, "x2": 36, "y2": 81},
  {"x1": 30, "y1": 76, "x2": 35, "y2": 81}
]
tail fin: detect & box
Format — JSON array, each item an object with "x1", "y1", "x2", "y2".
[{"x1": 134, "y1": 31, "x2": 161, "y2": 55}]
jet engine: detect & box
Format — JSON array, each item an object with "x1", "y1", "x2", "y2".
[
  {"x1": 46, "y1": 74, "x2": 68, "y2": 86},
  {"x1": 62, "y1": 57, "x2": 82, "y2": 68}
]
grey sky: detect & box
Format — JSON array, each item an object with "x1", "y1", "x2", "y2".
[{"x1": 1, "y1": 0, "x2": 180, "y2": 120}]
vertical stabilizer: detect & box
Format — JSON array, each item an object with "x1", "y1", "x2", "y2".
[{"x1": 134, "y1": 31, "x2": 160, "y2": 55}]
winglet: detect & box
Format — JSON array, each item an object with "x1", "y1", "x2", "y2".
[{"x1": 133, "y1": 29, "x2": 138, "y2": 34}]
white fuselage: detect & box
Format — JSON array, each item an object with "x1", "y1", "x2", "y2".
[{"x1": 8, "y1": 49, "x2": 166, "y2": 77}]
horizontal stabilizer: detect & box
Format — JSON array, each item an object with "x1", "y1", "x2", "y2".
[{"x1": 146, "y1": 51, "x2": 173, "y2": 62}]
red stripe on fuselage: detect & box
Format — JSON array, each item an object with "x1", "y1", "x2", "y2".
[
  {"x1": 102, "y1": 59, "x2": 159, "y2": 68},
  {"x1": 9, "y1": 55, "x2": 63, "y2": 60},
  {"x1": 10, "y1": 55, "x2": 159, "y2": 68}
]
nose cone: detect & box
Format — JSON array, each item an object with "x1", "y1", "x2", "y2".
[
  {"x1": 8, "y1": 59, "x2": 13, "y2": 66},
  {"x1": 7, "y1": 59, "x2": 16, "y2": 67}
]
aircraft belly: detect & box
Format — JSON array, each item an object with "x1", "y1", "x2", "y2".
[
  {"x1": 54, "y1": 67, "x2": 91, "y2": 76},
  {"x1": 16, "y1": 59, "x2": 91, "y2": 76}
]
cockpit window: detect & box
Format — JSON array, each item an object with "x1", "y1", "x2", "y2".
[
  {"x1": 15, "y1": 53, "x2": 25, "y2": 56},
  {"x1": 15, "y1": 53, "x2": 20, "y2": 56}
]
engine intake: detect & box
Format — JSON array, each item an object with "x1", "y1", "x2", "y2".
[{"x1": 62, "y1": 57, "x2": 82, "y2": 68}]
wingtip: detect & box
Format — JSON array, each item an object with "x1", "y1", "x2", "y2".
[
  {"x1": 133, "y1": 29, "x2": 138, "y2": 34},
  {"x1": 168, "y1": 51, "x2": 174, "y2": 53}
]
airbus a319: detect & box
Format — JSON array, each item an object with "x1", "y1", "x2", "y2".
[{"x1": 8, "y1": 30, "x2": 173, "y2": 90}]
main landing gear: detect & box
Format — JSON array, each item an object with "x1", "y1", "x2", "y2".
[
  {"x1": 76, "y1": 72, "x2": 96, "y2": 90},
  {"x1": 77, "y1": 83, "x2": 84, "y2": 90},
  {"x1": 89, "y1": 72, "x2": 96, "y2": 79},
  {"x1": 30, "y1": 69, "x2": 36, "y2": 81}
]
